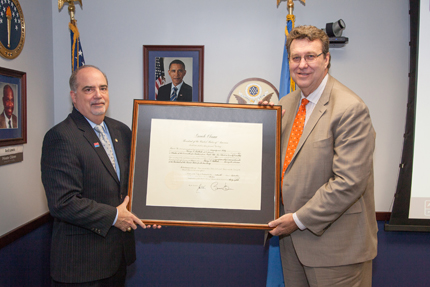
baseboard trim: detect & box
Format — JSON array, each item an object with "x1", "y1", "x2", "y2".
[
  {"x1": 0, "y1": 211, "x2": 392, "y2": 250},
  {"x1": 0, "y1": 212, "x2": 52, "y2": 249},
  {"x1": 376, "y1": 212, "x2": 391, "y2": 221}
]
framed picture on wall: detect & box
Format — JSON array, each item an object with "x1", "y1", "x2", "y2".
[
  {"x1": 0, "y1": 67, "x2": 26, "y2": 147},
  {"x1": 143, "y1": 45, "x2": 204, "y2": 102}
]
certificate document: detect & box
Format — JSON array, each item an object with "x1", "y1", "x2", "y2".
[{"x1": 146, "y1": 118, "x2": 263, "y2": 210}]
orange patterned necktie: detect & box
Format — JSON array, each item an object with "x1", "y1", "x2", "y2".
[{"x1": 281, "y1": 98, "x2": 309, "y2": 198}]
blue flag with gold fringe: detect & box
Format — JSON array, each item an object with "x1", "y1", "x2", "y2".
[
  {"x1": 69, "y1": 21, "x2": 85, "y2": 72},
  {"x1": 266, "y1": 14, "x2": 296, "y2": 287},
  {"x1": 266, "y1": 235, "x2": 284, "y2": 286},
  {"x1": 278, "y1": 15, "x2": 295, "y2": 99}
]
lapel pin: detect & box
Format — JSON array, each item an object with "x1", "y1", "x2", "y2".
[{"x1": 115, "y1": 139, "x2": 118, "y2": 142}]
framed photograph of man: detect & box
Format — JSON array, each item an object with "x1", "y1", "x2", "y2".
[
  {"x1": 0, "y1": 67, "x2": 26, "y2": 147},
  {"x1": 143, "y1": 45, "x2": 204, "y2": 102}
]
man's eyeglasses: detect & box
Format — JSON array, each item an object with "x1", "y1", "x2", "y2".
[{"x1": 289, "y1": 52, "x2": 324, "y2": 64}]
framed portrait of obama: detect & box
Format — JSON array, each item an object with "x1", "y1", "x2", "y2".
[{"x1": 143, "y1": 45, "x2": 204, "y2": 102}]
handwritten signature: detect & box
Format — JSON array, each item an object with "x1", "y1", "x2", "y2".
[{"x1": 210, "y1": 182, "x2": 233, "y2": 191}]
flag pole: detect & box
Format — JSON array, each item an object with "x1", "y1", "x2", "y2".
[
  {"x1": 286, "y1": 0, "x2": 295, "y2": 38},
  {"x1": 277, "y1": 0, "x2": 296, "y2": 99},
  {"x1": 266, "y1": 2, "x2": 301, "y2": 284},
  {"x1": 266, "y1": 2, "x2": 296, "y2": 285},
  {"x1": 287, "y1": 0, "x2": 294, "y2": 15},
  {"x1": 58, "y1": 0, "x2": 85, "y2": 72},
  {"x1": 286, "y1": 0, "x2": 295, "y2": 93}
]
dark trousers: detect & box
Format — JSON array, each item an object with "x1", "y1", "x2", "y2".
[{"x1": 52, "y1": 256, "x2": 127, "y2": 287}]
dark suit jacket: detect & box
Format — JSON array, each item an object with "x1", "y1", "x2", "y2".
[
  {"x1": 0, "y1": 111, "x2": 18, "y2": 128},
  {"x1": 279, "y1": 75, "x2": 378, "y2": 267},
  {"x1": 157, "y1": 82, "x2": 192, "y2": 101},
  {"x1": 41, "y1": 108, "x2": 135, "y2": 283}
]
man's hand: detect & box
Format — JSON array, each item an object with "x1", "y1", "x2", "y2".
[
  {"x1": 258, "y1": 100, "x2": 286, "y2": 117},
  {"x1": 268, "y1": 213, "x2": 298, "y2": 236},
  {"x1": 258, "y1": 100, "x2": 275, "y2": 107},
  {"x1": 115, "y1": 196, "x2": 161, "y2": 232}
]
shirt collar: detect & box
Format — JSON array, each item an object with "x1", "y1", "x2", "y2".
[
  {"x1": 2, "y1": 111, "x2": 13, "y2": 126},
  {"x1": 76, "y1": 108, "x2": 106, "y2": 131},
  {"x1": 301, "y1": 74, "x2": 329, "y2": 105},
  {"x1": 87, "y1": 118, "x2": 106, "y2": 132},
  {"x1": 172, "y1": 81, "x2": 184, "y2": 91}
]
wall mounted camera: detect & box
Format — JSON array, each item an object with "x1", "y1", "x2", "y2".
[{"x1": 323, "y1": 19, "x2": 348, "y2": 47}]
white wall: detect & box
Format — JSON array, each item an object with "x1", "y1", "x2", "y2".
[
  {"x1": 0, "y1": 0, "x2": 408, "y2": 236},
  {"x1": 55, "y1": 0, "x2": 409, "y2": 212},
  {"x1": 289, "y1": 0, "x2": 409, "y2": 211},
  {"x1": 0, "y1": 0, "x2": 53, "y2": 236}
]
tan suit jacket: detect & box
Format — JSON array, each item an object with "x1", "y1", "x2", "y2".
[
  {"x1": 279, "y1": 75, "x2": 378, "y2": 267},
  {"x1": 0, "y1": 111, "x2": 18, "y2": 128}
]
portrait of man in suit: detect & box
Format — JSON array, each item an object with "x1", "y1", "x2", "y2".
[
  {"x1": 261, "y1": 25, "x2": 378, "y2": 286},
  {"x1": 41, "y1": 65, "x2": 157, "y2": 286},
  {"x1": 157, "y1": 59, "x2": 192, "y2": 102},
  {"x1": 0, "y1": 84, "x2": 18, "y2": 129}
]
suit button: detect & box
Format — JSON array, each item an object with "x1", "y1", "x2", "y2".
[{"x1": 120, "y1": 194, "x2": 123, "y2": 200}]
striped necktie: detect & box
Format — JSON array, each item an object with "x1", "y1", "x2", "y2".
[
  {"x1": 94, "y1": 124, "x2": 116, "y2": 172},
  {"x1": 170, "y1": 86, "x2": 178, "y2": 101}
]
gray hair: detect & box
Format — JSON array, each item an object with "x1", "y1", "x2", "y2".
[{"x1": 69, "y1": 65, "x2": 108, "y2": 92}]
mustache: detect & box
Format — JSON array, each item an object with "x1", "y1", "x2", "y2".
[{"x1": 91, "y1": 100, "x2": 105, "y2": 105}]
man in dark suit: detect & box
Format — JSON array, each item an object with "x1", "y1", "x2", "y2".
[
  {"x1": 0, "y1": 84, "x2": 18, "y2": 129},
  {"x1": 157, "y1": 59, "x2": 192, "y2": 101},
  {"x1": 261, "y1": 26, "x2": 377, "y2": 286},
  {"x1": 41, "y1": 65, "x2": 149, "y2": 286}
]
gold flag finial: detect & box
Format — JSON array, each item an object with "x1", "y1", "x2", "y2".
[
  {"x1": 277, "y1": 0, "x2": 306, "y2": 12},
  {"x1": 58, "y1": 0, "x2": 83, "y2": 23},
  {"x1": 287, "y1": 0, "x2": 294, "y2": 15}
]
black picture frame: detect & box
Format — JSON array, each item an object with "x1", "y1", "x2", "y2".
[
  {"x1": 143, "y1": 45, "x2": 204, "y2": 102},
  {"x1": 0, "y1": 67, "x2": 27, "y2": 147},
  {"x1": 128, "y1": 100, "x2": 281, "y2": 229}
]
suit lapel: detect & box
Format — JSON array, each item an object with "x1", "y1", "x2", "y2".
[
  {"x1": 286, "y1": 76, "x2": 334, "y2": 170},
  {"x1": 71, "y1": 109, "x2": 120, "y2": 183},
  {"x1": 281, "y1": 91, "x2": 301, "y2": 164},
  {"x1": 299, "y1": 76, "x2": 333, "y2": 147}
]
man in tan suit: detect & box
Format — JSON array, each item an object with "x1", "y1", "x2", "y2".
[{"x1": 263, "y1": 25, "x2": 377, "y2": 286}]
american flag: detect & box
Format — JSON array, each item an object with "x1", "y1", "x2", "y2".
[
  {"x1": 155, "y1": 57, "x2": 165, "y2": 99},
  {"x1": 69, "y1": 21, "x2": 85, "y2": 72}
]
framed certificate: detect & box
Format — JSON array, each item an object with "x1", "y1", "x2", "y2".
[{"x1": 128, "y1": 101, "x2": 281, "y2": 229}]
